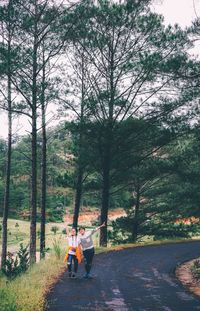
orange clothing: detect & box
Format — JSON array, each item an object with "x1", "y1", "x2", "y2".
[{"x1": 64, "y1": 245, "x2": 82, "y2": 264}]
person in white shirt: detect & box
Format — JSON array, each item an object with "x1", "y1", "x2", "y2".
[
  {"x1": 78, "y1": 222, "x2": 105, "y2": 279},
  {"x1": 65, "y1": 227, "x2": 81, "y2": 278}
]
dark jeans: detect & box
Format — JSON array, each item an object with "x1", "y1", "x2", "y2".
[
  {"x1": 67, "y1": 254, "x2": 78, "y2": 273},
  {"x1": 83, "y1": 247, "x2": 95, "y2": 274}
]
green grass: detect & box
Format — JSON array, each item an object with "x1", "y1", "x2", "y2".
[
  {"x1": 0, "y1": 254, "x2": 65, "y2": 311},
  {"x1": 0, "y1": 218, "x2": 101, "y2": 257}
]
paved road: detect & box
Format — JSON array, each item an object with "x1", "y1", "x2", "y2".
[{"x1": 47, "y1": 241, "x2": 200, "y2": 311}]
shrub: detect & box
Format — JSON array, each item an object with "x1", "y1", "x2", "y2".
[
  {"x1": 2, "y1": 244, "x2": 29, "y2": 279},
  {"x1": 193, "y1": 259, "x2": 200, "y2": 269},
  {"x1": 2, "y1": 252, "x2": 19, "y2": 279},
  {"x1": 0, "y1": 254, "x2": 65, "y2": 311},
  {"x1": 17, "y1": 244, "x2": 29, "y2": 274},
  {"x1": 62, "y1": 228, "x2": 66, "y2": 234},
  {"x1": 51, "y1": 226, "x2": 59, "y2": 235},
  {"x1": 152, "y1": 223, "x2": 196, "y2": 240},
  {"x1": 191, "y1": 259, "x2": 200, "y2": 279},
  {"x1": 48, "y1": 209, "x2": 65, "y2": 222}
]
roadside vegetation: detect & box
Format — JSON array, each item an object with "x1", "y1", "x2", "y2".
[
  {"x1": 2, "y1": 237, "x2": 200, "y2": 311},
  {"x1": 0, "y1": 253, "x2": 65, "y2": 311}
]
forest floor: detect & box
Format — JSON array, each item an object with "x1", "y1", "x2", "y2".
[{"x1": 47, "y1": 241, "x2": 200, "y2": 311}]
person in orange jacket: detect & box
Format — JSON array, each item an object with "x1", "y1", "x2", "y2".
[{"x1": 64, "y1": 227, "x2": 81, "y2": 278}]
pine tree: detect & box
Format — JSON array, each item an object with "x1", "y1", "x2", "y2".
[{"x1": 69, "y1": 0, "x2": 190, "y2": 245}]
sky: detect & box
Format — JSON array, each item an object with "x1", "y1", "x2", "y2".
[
  {"x1": 152, "y1": 0, "x2": 200, "y2": 27},
  {"x1": 0, "y1": 0, "x2": 199, "y2": 140}
]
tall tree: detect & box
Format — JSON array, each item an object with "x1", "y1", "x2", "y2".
[
  {"x1": 40, "y1": 41, "x2": 47, "y2": 258},
  {"x1": 71, "y1": 0, "x2": 190, "y2": 245},
  {"x1": 10, "y1": 0, "x2": 67, "y2": 263},
  {"x1": 0, "y1": 0, "x2": 15, "y2": 268},
  {"x1": 39, "y1": 1, "x2": 80, "y2": 256},
  {"x1": 59, "y1": 42, "x2": 92, "y2": 228}
]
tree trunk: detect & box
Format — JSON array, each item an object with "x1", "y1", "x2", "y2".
[
  {"x1": 72, "y1": 124, "x2": 84, "y2": 229},
  {"x1": 72, "y1": 50, "x2": 85, "y2": 229},
  {"x1": 40, "y1": 48, "x2": 46, "y2": 259},
  {"x1": 100, "y1": 44, "x2": 114, "y2": 247},
  {"x1": 73, "y1": 167, "x2": 83, "y2": 229},
  {"x1": 132, "y1": 184, "x2": 140, "y2": 242},
  {"x1": 1, "y1": 1, "x2": 12, "y2": 268},
  {"x1": 100, "y1": 143, "x2": 111, "y2": 246},
  {"x1": 30, "y1": 4, "x2": 38, "y2": 264},
  {"x1": 1, "y1": 77, "x2": 12, "y2": 268},
  {"x1": 30, "y1": 111, "x2": 37, "y2": 264}
]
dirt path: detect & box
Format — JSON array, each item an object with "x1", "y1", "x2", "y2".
[{"x1": 47, "y1": 241, "x2": 200, "y2": 311}]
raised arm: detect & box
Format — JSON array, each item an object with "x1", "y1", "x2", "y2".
[{"x1": 92, "y1": 222, "x2": 106, "y2": 234}]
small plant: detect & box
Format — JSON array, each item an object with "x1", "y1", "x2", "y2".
[
  {"x1": 191, "y1": 259, "x2": 200, "y2": 279},
  {"x1": 51, "y1": 226, "x2": 59, "y2": 235},
  {"x1": 15, "y1": 223, "x2": 20, "y2": 240},
  {"x1": 40, "y1": 247, "x2": 50, "y2": 258},
  {"x1": 2, "y1": 244, "x2": 29, "y2": 279},
  {"x1": 193, "y1": 260, "x2": 200, "y2": 269},
  {"x1": 62, "y1": 228, "x2": 67, "y2": 235},
  {"x1": 52, "y1": 238, "x2": 62, "y2": 259},
  {"x1": 17, "y1": 243, "x2": 29, "y2": 273},
  {"x1": 2, "y1": 252, "x2": 19, "y2": 279},
  {"x1": 37, "y1": 230, "x2": 41, "y2": 238}
]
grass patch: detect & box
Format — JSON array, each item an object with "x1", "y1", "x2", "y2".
[
  {"x1": 0, "y1": 254, "x2": 65, "y2": 311},
  {"x1": 0, "y1": 279, "x2": 17, "y2": 311},
  {"x1": 0, "y1": 219, "x2": 68, "y2": 255}
]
